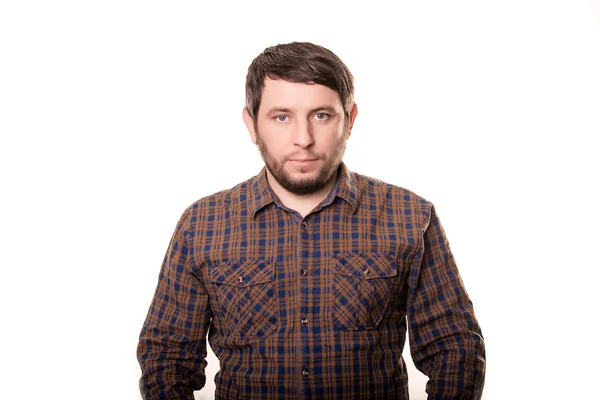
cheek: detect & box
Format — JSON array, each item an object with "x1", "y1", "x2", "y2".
[
  {"x1": 317, "y1": 125, "x2": 345, "y2": 144},
  {"x1": 257, "y1": 127, "x2": 288, "y2": 152}
]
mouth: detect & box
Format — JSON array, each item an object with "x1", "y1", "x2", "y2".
[
  {"x1": 288, "y1": 158, "x2": 319, "y2": 166},
  {"x1": 289, "y1": 158, "x2": 318, "y2": 162}
]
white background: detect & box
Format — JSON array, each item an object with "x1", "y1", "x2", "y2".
[{"x1": 1, "y1": 1, "x2": 599, "y2": 399}]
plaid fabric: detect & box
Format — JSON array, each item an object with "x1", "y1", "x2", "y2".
[{"x1": 137, "y1": 163, "x2": 485, "y2": 399}]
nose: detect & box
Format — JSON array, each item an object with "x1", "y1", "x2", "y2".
[{"x1": 292, "y1": 119, "x2": 314, "y2": 149}]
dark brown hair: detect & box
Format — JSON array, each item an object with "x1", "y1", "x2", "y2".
[{"x1": 245, "y1": 42, "x2": 355, "y2": 121}]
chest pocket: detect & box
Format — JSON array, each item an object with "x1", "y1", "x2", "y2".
[
  {"x1": 210, "y1": 259, "x2": 278, "y2": 340},
  {"x1": 332, "y1": 253, "x2": 398, "y2": 331}
]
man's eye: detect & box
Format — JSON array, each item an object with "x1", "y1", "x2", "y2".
[
  {"x1": 276, "y1": 115, "x2": 288, "y2": 122},
  {"x1": 315, "y1": 113, "x2": 329, "y2": 120}
]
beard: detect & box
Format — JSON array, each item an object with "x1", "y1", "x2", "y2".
[{"x1": 255, "y1": 131, "x2": 348, "y2": 196}]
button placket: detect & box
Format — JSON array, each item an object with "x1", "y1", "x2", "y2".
[{"x1": 298, "y1": 215, "x2": 313, "y2": 387}]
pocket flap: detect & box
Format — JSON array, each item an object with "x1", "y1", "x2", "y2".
[
  {"x1": 210, "y1": 259, "x2": 275, "y2": 287},
  {"x1": 332, "y1": 253, "x2": 397, "y2": 280}
]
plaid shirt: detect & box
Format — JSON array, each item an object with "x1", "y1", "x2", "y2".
[{"x1": 137, "y1": 163, "x2": 485, "y2": 399}]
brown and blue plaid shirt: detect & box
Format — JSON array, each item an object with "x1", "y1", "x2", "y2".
[{"x1": 137, "y1": 163, "x2": 485, "y2": 399}]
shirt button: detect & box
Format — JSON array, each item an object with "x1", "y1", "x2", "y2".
[
  {"x1": 300, "y1": 269, "x2": 308, "y2": 276},
  {"x1": 302, "y1": 369, "x2": 309, "y2": 377},
  {"x1": 302, "y1": 220, "x2": 308, "y2": 227},
  {"x1": 238, "y1": 276, "x2": 244, "y2": 283},
  {"x1": 363, "y1": 268, "x2": 370, "y2": 276},
  {"x1": 301, "y1": 318, "x2": 308, "y2": 325}
]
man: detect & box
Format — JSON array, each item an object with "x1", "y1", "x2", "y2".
[{"x1": 137, "y1": 41, "x2": 485, "y2": 399}]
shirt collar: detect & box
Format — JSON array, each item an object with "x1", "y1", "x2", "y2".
[
  {"x1": 249, "y1": 162, "x2": 361, "y2": 218},
  {"x1": 248, "y1": 168, "x2": 274, "y2": 218},
  {"x1": 334, "y1": 162, "x2": 361, "y2": 214}
]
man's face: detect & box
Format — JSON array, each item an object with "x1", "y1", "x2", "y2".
[{"x1": 244, "y1": 78, "x2": 356, "y2": 195}]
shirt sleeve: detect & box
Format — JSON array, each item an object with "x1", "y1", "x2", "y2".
[
  {"x1": 407, "y1": 203, "x2": 486, "y2": 399},
  {"x1": 137, "y1": 210, "x2": 212, "y2": 399}
]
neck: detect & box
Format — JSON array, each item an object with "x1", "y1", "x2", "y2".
[{"x1": 266, "y1": 171, "x2": 338, "y2": 218}]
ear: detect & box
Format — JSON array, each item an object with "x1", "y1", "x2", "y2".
[
  {"x1": 347, "y1": 103, "x2": 358, "y2": 137},
  {"x1": 242, "y1": 107, "x2": 257, "y2": 144}
]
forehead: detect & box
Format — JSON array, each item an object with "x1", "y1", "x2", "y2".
[{"x1": 259, "y1": 78, "x2": 343, "y2": 113}]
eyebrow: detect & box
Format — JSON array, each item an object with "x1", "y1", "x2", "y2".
[{"x1": 265, "y1": 106, "x2": 339, "y2": 117}]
